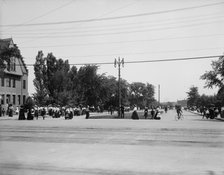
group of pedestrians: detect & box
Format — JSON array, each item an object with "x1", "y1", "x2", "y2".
[
  {"x1": 131, "y1": 106, "x2": 162, "y2": 120},
  {"x1": 17, "y1": 105, "x2": 91, "y2": 120},
  {"x1": 201, "y1": 106, "x2": 220, "y2": 119},
  {"x1": 0, "y1": 104, "x2": 14, "y2": 117},
  {"x1": 143, "y1": 106, "x2": 161, "y2": 120},
  {"x1": 18, "y1": 106, "x2": 47, "y2": 120}
]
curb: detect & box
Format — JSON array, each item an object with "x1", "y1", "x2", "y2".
[{"x1": 215, "y1": 117, "x2": 224, "y2": 121}]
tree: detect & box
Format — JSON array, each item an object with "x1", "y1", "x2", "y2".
[
  {"x1": 129, "y1": 82, "x2": 155, "y2": 108},
  {"x1": 67, "y1": 66, "x2": 78, "y2": 105},
  {"x1": 186, "y1": 86, "x2": 200, "y2": 107},
  {"x1": 201, "y1": 55, "x2": 224, "y2": 105},
  {"x1": 33, "y1": 51, "x2": 48, "y2": 106},
  {"x1": 24, "y1": 96, "x2": 35, "y2": 110},
  {"x1": 99, "y1": 75, "x2": 117, "y2": 108},
  {"x1": 33, "y1": 51, "x2": 72, "y2": 106},
  {"x1": 32, "y1": 51, "x2": 157, "y2": 109},
  {"x1": 76, "y1": 65, "x2": 102, "y2": 106},
  {"x1": 144, "y1": 83, "x2": 156, "y2": 106},
  {"x1": 197, "y1": 94, "x2": 217, "y2": 107}
]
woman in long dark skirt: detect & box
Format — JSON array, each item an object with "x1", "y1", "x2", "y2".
[
  {"x1": 27, "y1": 108, "x2": 34, "y2": 120},
  {"x1": 131, "y1": 107, "x2": 139, "y2": 120},
  {"x1": 8, "y1": 104, "x2": 13, "y2": 117},
  {"x1": 18, "y1": 105, "x2": 26, "y2": 120}
]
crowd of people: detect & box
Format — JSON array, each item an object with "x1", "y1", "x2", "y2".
[
  {"x1": 0, "y1": 104, "x2": 14, "y2": 117},
  {"x1": 17, "y1": 105, "x2": 90, "y2": 120},
  {"x1": 196, "y1": 106, "x2": 222, "y2": 119},
  {"x1": 1, "y1": 103, "x2": 223, "y2": 120}
]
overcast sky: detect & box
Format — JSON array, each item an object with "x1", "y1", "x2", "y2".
[{"x1": 1, "y1": 0, "x2": 224, "y2": 102}]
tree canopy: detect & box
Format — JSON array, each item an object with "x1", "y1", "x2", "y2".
[
  {"x1": 201, "y1": 55, "x2": 224, "y2": 105},
  {"x1": 33, "y1": 51, "x2": 156, "y2": 108},
  {"x1": 186, "y1": 86, "x2": 200, "y2": 107}
]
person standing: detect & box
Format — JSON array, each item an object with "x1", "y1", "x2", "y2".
[
  {"x1": 27, "y1": 108, "x2": 34, "y2": 120},
  {"x1": 151, "y1": 107, "x2": 155, "y2": 119},
  {"x1": 18, "y1": 105, "x2": 26, "y2": 120},
  {"x1": 2, "y1": 107, "x2": 5, "y2": 116},
  {"x1": 120, "y1": 105, "x2": 125, "y2": 118},
  {"x1": 41, "y1": 108, "x2": 46, "y2": 120},
  {"x1": 34, "y1": 107, "x2": 39, "y2": 120},
  {"x1": 164, "y1": 106, "x2": 168, "y2": 113},
  {"x1": 86, "y1": 105, "x2": 90, "y2": 119},
  {"x1": 8, "y1": 104, "x2": 13, "y2": 117},
  {"x1": 144, "y1": 107, "x2": 148, "y2": 119},
  {"x1": 0, "y1": 104, "x2": 2, "y2": 117},
  {"x1": 131, "y1": 106, "x2": 139, "y2": 120}
]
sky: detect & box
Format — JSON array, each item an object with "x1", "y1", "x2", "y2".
[{"x1": 1, "y1": 0, "x2": 224, "y2": 102}]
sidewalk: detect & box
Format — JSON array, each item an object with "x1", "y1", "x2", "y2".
[
  {"x1": 215, "y1": 117, "x2": 224, "y2": 121},
  {"x1": 188, "y1": 110, "x2": 224, "y2": 121}
]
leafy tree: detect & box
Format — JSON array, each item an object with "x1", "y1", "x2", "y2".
[
  {"x1": 32, "y1": 51, "x2": 157, "y2": 109},
  {"x1": 45, "y1": 53, "x2": 58, "y2": 101},
  {"x1": 129, "y1": 82, "x2": 155, "y2": 108},
  {"x1": 144, "y1": 83, "x2": 156, "y2": 106},
  {"x1": 201, "y1": 55, "x2": 224, "y2": 105},
  {"x1": 33, "y1": 51, "x2": 71, "y2": 106},
  {"x1": 33, "y1": 51, "x2": 48, "y2": 106},
  {"x1": 99, "y1": 75, "x2": 117, "y2": 108},
  {"x1": 120, "y1": 79, "x2": 129, "y2": 106},
  {"x1": 197, "y1": 94, "x2": 217, "y2": 107},
  {"x1": 67, "y1": 66, "x2": 78, "y2": 105},
  {"x1": 186, "y1": 86, "x2": 200, "y2": 107},
  {"x1": 76, "y1": 65, "x2": 102, "y2": 106},
  {"x1": 24, "y1": 96, "x2": 35, "y2": 110}
]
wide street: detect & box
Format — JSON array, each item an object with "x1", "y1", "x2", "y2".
[{"x1": 0, "y1": 109, "x2": 223, "y2": 175}]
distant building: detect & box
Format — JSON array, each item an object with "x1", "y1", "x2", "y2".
[
  {"x1": 177, "y1": 99, "x2": 187, "y2": 107},
  {"x1": 0, "y1": 38, "x2": 28, "y2": 111}
]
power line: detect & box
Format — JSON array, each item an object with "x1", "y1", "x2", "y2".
[
  {"x1": 3, "y1": 14, "x2": 224, "y2": 36},
  {"x1": 21, "y1": 55, "x2": 222, "y2": 67},
  {"x1": 19, "y1": 33, "x2": 224, "y2": 48},
  {"x1": 11, "y1": 19, "x2": 224, "y2": 39},
  {"x1": 3, "y1": 1, "x2": 135, "y2": 33},
  {"x1": 5, "y1": 0, "x2": 74, "y2": 32},
  {"x1": 57, "y1": 47, "x2": 224, "y2": 58},
  {"x1": 1, "y1": 1, "x2": 224, "y2": 27},
  {"x1": 3, "y1": 12, "x2": 224, "y2": 34},
  {"x1": 21, "y1": 0, "x2": 74, "y2": 24}
]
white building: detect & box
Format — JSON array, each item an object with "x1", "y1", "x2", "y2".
[{"x1": 0, "y1": 38, "x2": 28, "y2": 111}]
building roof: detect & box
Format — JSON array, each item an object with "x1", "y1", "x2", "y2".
[
  {"x1": 0, "y1": 38, "x2": 14, "y2": 51},
  {"x1": 0, "y1": 38, "x2": 28, "y2": 74}
]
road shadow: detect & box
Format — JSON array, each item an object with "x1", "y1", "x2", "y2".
[{"x1": 193, "y1": 118, "x2": 223, "y2": 122}]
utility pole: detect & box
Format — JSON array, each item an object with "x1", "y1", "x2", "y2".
[
  {"x1": 114, "y1": 57, "x2": 124, "y2": 118},
  {"x1": 158, "y1": 84, "x2": 160, "y2": 105}
]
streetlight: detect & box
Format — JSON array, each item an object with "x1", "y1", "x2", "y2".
[{"x1": 114, "y1": 57, "x2": 124, "y2": 117}]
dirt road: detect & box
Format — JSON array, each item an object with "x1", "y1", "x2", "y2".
[{"x1": 0, "y1": 110, "x2": 223, "y2": 174}]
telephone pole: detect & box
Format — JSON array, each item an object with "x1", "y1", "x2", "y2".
[
  {"x1": 158, "y1": 84, "x2": 160, "y2": 104},
  {"x1": 114, "y1": 57, "x2": 124, "y2": 118}
]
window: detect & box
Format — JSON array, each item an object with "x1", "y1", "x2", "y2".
[
  {"x1": 13, "y1": 79, "x2": 16, "y2": 88},
  {"x1": 23, "y1": 80, "x2": 26, "y2": 89},
  {"x1": 1, "y1": 77, "x2": 4, "y2": 87},
  {"x1": 0, "y1": 94, "x2": 4, "y2": 105},
  {"x1": 13, "y1": 95, "x2": 16, "y2": 105},
  {"x1": 18, "y1": 95, "x2": 21, "y2": 105},
  {"x1": 6, "y1": 94, "x2": 10, "y2": 104},
  {"x1": 6, "y1": 78, "x2": 11, "y2": 87},
  {"x1": 9, "y1": 58, "x2": 16, "y2": 72}
]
